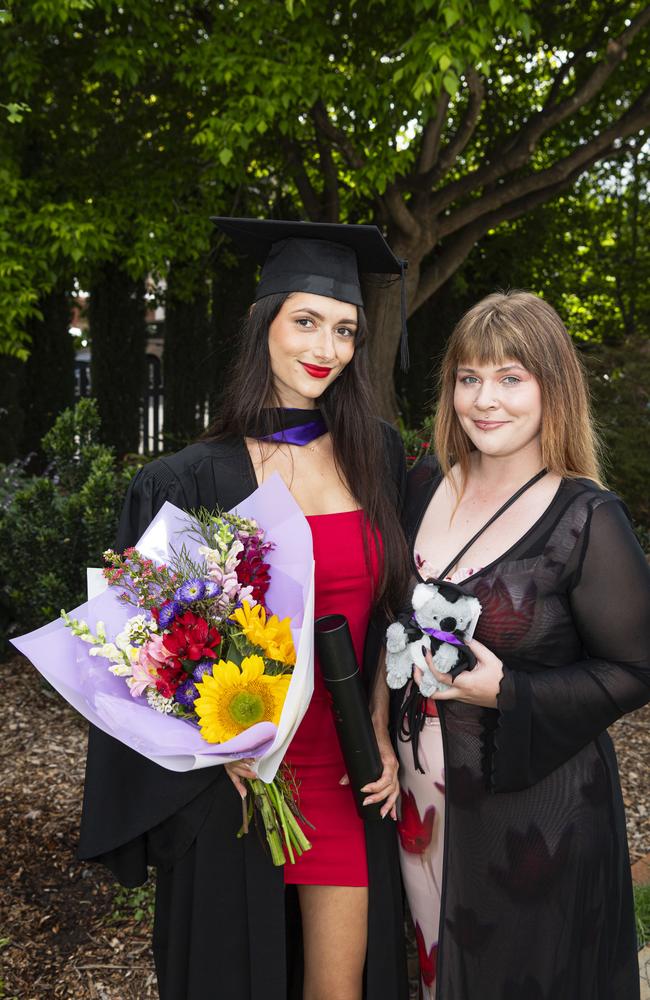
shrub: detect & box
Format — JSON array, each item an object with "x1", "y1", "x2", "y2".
[{"x1": 0, "y1": 399, "x2": 133, "y2": 647}]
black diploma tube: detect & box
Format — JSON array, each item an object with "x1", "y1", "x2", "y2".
[{"x1": 315, "y1": 613, "x2": 384, "y2": 822}]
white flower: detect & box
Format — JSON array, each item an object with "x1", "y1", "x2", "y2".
[
  {"x1": 119, "y1": 614, "x2": 157, "y2": 647},
  {"x1": 146, "y1": 689, "x2": 175, "y2": 714},
  {"x1": 90, "y1": 640, "x2": 139, "y2": 676},
  {"x1": 109, "y1": 662, "x2": 134, "y2": 677},
  {"x1": 89, "y1": 642, "x2": 121, "y2": 662}
]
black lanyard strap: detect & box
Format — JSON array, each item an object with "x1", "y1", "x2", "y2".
[{"x1": 437, "y1": 468, "x2": 548, "y2": 581}]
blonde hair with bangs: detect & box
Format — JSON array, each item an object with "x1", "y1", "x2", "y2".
[{"x1": 434, "y1": 291, "x2": 604, "y2": 490}]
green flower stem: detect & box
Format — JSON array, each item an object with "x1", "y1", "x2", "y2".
[
  {"x1": 267, "y1": 779, "x2": 296, "y2": 864},
  {"x1": 250, "y1": 779, "x2": 285, "y2": 866},
  {"x1": 237, "y1": 777, "x2": 312, "y2": 866},
  {"x1": 283, "y1": 806, "x2": 312, "y2": 854},
  {"x1": 270, "y1": 778, "x2": 311, "y2": 857}
]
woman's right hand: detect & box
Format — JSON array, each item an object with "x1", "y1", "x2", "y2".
[{"x1": 225, "y1": 758, "x2": 258, "y2": 798}]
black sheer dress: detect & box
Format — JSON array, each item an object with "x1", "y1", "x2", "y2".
[{"x1": 402, "y1": 457, "x2": 650, "y2": 1000}]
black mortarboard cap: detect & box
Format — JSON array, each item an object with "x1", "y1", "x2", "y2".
[{"x1": 211, "y1": 217, "x2": 410, "y2": 370}]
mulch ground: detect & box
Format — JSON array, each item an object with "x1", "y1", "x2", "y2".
[{"x1": 1, "y1": 653, "x2": 649, "y2": 999}]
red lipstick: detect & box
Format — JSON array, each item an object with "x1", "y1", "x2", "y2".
[{"x1": 301, "y1": 362, "x2": 332, "y2": 379}]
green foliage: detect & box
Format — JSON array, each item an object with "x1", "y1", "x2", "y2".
[
  {"x1": 0, "y1": 399, "x2": 130, "y2": 640},
  {"x1": 41, "y1": 396, "x2": 106, "y2": 490},
  {"x1": 2, "y1": 0, "x2": 647, "y2": 363},
  {"x1": 585, "y1": 342, "x2": 650, "y2": 528},
  {"x1": 635, "y1": 883, "x2": 650, "y2": 950},
  {"x1": 398, "y1": 415, "x2": 435, "y2": 469},
  {"x1": 108, "y1": 879, "x2": 155, "y2": 926},
  {"x1": 0, "y1": 460, "x2": 28, "y2": 510},
  {"x1": 0, "y1": 935, "x2": 18, "y2": 1000}
]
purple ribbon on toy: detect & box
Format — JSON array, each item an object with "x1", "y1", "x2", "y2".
[
  {"x1": 419, "y1": 625, "x2": 464, "y2": 647},
  {"x1": 260, "y1": 417, "x2": 327, "y2": 446}
]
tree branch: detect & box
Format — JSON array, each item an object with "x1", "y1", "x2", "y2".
[
  {"x1": 416, "y1": 68, "x2": 485, "y2": 192},
  {"x1": 543, "y1": 5, "x2": 616, "y2": 110},
  {"x1": 311, "y1": 99, "x2": 365, "y2": 170},
  {"x1": 284, "y1": 140, "x2": 322, "y2": 221},
  {"x1": 381, "y1": 183, "x2": 420, "y2": 240},
  {"x1": 437, "y1": 86, "x2": 650, "y2": 240},
  {"x1": 416, "y1": 90, "x2": 450, "y2": 174},
  {"x1": 311, "y1": 109, "x2": 340, "y2": 222},
  {"x1": 416, "y1": 4, "x2": 650, "y2": 207},
  {"x1": 412, "y1": 141, "x2": 640, "y2": 312}
]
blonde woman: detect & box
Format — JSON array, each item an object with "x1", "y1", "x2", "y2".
[{"x1": 395, "y1": 291, "x2": 650, "y2": 999}]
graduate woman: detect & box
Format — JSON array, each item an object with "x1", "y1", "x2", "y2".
[
  {"x1": 79, "y1": 219, "x2": 410, "y2": 1000},
  {"x1": 397, "y1": 291, "x2": 650, "y2": 999}
]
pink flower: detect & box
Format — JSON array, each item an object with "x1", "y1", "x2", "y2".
[
  {"x1": 128, "y1": 633, "x2": 173, "y2": 698},
  {"x1": 128, "y1": 653, "x2": 158, "y2": 698}
]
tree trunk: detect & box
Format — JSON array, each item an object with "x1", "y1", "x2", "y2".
[
  {"x1": 89, "y1": 262, "x2": 145, "y2": 457},
  {"x1": 365, "y1": 252, "x2": 423, "y2": 422},
  {"x1": 207, "y1": 256, "x2": 258, "y2": 421},
  {"x1": 163, "y1": 263, "x2": 210, "y2": 450},
  {"x1": 0, "y1": 357, "x2": 25, "y2": 463},
  {"x1": 21, "y1": 283, "x2": 75, "y2": 466}
]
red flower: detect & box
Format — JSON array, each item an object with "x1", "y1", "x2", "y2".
[
  {"x1": 397, "y1": 788, "x2": 436, "y2": 855},
  {"x1": 162, "y1": 611, "x2": 221, "y2": 665},
  {"x1": 415, "y1": 922, "x2": 438, "y2": 988},
  {"x1": 235, "y1": 535, "x2": 273, "y2": 605},
  {"x1": 236, "y1": 549, "x2": 272, "y2": 605},
  {"x1": 153, "y1": 662, "x2": 185, "y2": 698}
]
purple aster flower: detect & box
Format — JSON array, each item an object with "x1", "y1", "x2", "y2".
[
  {"x1": 175, "y1": 678, "x2": 199, "y2": 707},
  {"x1": 158, "y1": 600, "x2": 182, "y2": 629},
  {"x1": 203, "y1": 580, "x2": 222, "y2": 600},
  {"x1": 175, "y1": 578, "x2": 206, "y2": 604},
  {"x1": 193, "y1": 659, "x2": 213, "y2": 682}
]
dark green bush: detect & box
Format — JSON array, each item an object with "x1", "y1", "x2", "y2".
[
  {"x1": 584, "y1": 340, "x2": 650, "y2": 531},
  {"x1": 0, "y1": 399, "x2": 133, "y2": 646}
]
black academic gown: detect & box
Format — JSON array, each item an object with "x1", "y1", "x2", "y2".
[{"x1": 79, "y1": 428, "x2": 408, "y2": 1000}]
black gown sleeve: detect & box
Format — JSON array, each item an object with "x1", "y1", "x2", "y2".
[
  {"x1": 115, "y1": 460, "x2": 190, "y2": 549},
  {"x1": 492, "y1": 498, "x2": 650, "y2": 792}
]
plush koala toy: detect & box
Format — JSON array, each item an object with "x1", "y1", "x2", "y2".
[{"x1": 385, "y1": 580, "x2": 482, "y2": 696}]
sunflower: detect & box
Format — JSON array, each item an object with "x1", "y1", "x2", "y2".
[
  {"x1": 193, "y1": 655, "x2": 290, "y2": 744},
  {"x1": 231, "y1": 601, "x2": 296, "y2": 666}
]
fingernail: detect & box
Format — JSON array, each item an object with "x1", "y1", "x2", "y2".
[{"x1": 240, "y1": 789, "x2": 247, "y2": 799}]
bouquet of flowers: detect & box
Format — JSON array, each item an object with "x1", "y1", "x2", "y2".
[{"x1": 12, "y1": 475, "x2": 315, "y2": 866}]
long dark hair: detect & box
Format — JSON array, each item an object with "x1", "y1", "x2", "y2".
[{"x1": 204, "y1": 292, "x2": 409, "y2": 612}]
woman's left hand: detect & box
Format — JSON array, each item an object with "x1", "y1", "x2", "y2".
[
  {"x1": 359, "y1": 724, "x2": 400, "y2": 820},
  {"x1": 421, "y1": 637, "x2": 504, "y2": 708}
]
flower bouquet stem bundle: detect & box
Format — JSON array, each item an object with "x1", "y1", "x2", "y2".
[
  {"x1": 12, "y1": 475, "x2": 315, "y2": 867},
  {"x1": 243, "y1": 769, "x2": 313, "y2": 866}
]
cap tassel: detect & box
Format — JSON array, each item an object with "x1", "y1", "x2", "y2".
[{"x1": 399, "y1": 259, "x2": 410, "y2": 373}]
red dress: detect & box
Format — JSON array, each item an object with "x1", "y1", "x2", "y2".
[{"x1": 284, "y1": 509, "x2": 380, "y2": 887}]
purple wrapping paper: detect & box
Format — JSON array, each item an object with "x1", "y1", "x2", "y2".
[{"x1": 11, "y1": 474, "x2": 315, "y2": 776}]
